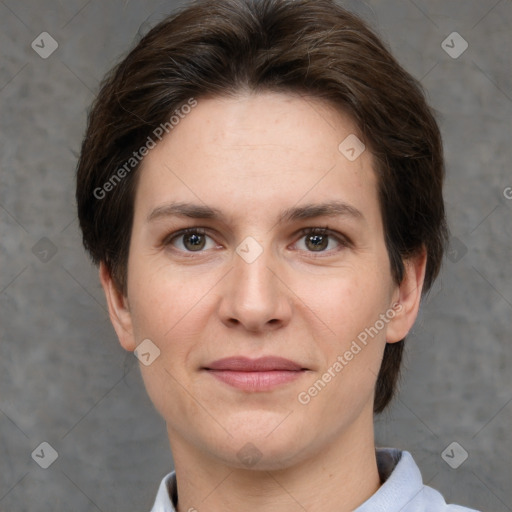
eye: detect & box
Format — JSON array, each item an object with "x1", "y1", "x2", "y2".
[
  {"x1": 164, "y1": 228, "x2": 218, "y2": 252},
  {"x1": 294, "y1": 227, "x2": 348, "y2": 253},
  {"x1": 162, "y1": 226, "x2": 349, "y2": 256}
]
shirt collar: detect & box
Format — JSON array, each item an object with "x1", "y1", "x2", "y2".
[{"x1": 149, "y1": 448, "x2": 468, "y2": 512}]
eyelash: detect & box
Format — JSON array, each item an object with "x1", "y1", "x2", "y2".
[{"x1": 162, "y1": 226, "x2": 351, "y2": 257}]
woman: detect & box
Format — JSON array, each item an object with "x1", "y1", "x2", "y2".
[{"x1": 76, "y1": 1, "x2": 478, "y2": 510}]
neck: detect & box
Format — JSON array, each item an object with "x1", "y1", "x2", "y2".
[{"x1": 168, "y1": 411, "x2": 380, "y2": 512}]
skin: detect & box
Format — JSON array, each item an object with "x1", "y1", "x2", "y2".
[{"x1": 100, "y1": 91, "x2": 426, "y2": 512}]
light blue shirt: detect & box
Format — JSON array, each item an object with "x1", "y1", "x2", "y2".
[{"x1": 150, "y1": 448, "x2": 479, "y2": 511}]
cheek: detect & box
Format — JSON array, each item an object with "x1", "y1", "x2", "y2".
[
  {"x1": 300, "y1": 267, "x2": 393, "y2": 393},
  {"x1": 127, "y1": 255, "x2": 212, "y2": 339},
  {"x1": 300, "y1": 277, "x2": 390, "y2": 401},
  {"x1": 127, "y1": 269, "x2": 209, "y2": 420},
  {"x1": 301, "y1": 265, "x2": 392, "y2": 340}
]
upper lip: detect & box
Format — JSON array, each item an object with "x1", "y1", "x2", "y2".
[{"x1": 203, "y1": 356, "x2": 305, "y2": 371}]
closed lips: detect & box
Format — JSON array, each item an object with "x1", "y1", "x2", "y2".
[{"x1": 203, "y1": 356, "x2": 306, "y2": 371}]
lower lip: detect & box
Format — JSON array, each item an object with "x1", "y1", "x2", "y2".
[{"x1": 205, "y1": 370, "x2": 305, "y2": 391}]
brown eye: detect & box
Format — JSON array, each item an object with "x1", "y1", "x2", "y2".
[
  {"x1": 165, "y1": 228, "x2": 216, "y2": 252},
  {"x1": 305, "y1": 232, "x2": 329, "y2": 251},
  {"x1": 182, "y1": 232, "x2": 206, "y2": 251},
  {"x1": 294, "y1": 227, "x2": 349, "y2": 255}
]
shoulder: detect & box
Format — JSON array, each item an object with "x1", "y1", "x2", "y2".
[
  {"x1": 420, "y1": 483, "x2": 480, "y2": 512},
  {"x1": 355, "y1": 448, "x2": 480, "y2": 512}
]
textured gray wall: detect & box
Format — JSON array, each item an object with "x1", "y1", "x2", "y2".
[{"x1": 1, "y1": 1, "x2": 510, "y2": 511}]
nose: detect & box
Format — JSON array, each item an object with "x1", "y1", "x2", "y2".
[{"x1": 217, "y1": 241, "x2": 292, "y2": 333}]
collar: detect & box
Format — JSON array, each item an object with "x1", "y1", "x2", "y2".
[{"x1": 150, "y1": 448, "x2": 478, "y2": 512}]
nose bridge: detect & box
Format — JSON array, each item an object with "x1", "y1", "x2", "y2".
[
  {"x1": 218, "y1": 236, "x2": 291, "y2": 330},
  {"x1": 233, "y1": 236, "x2": 278, "y2": 306}
]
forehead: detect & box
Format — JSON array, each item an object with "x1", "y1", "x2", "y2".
[{"x1": 133, "y1": 91, "x2": 379, "y2": 225}]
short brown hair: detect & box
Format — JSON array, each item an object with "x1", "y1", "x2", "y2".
[{"x1": 76, "y1": 0, "x2": 447, "y2": 413}]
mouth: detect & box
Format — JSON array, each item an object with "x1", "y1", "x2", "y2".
[{"x1": 201, "y1": 356, "x2": 308, "y2": 392}]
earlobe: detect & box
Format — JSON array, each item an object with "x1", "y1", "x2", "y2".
[
  {"x1": 99, "y1": 262, "x2": 137, "y2": 352},
  {"x1": 386, "y1": 248, "x2": 427, "y2": 343}
]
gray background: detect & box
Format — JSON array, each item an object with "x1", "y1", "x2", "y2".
[{"x1": 0, "y1": 0, "x2": 511, "y2": 510}]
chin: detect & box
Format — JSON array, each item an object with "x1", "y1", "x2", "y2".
[{"x1": 205, "y1": 419, "x2": 312, "y2": 471}]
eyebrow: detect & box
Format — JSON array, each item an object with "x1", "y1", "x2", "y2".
[{"x1": 146, "y1": 200, "x2": 364, "y2": 224}]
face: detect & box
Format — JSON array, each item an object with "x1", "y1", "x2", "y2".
[{"x1": 102, "y1": 92, "x2": 423, "y2": 471}]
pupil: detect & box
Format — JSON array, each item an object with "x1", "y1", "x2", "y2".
[
  {"x1": 307, "y1": 234, "x2": 328, "y2": 251},
  {"x1": 185, "y1": 233, "x2": 205, "y2": 251}
]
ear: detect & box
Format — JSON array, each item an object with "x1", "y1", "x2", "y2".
[
  {"x1": 99, "y1": 262, "x2": 136, "y2": 352},
  {"x1": 386, "y1": 247, "x2": 427, "y2": 343}
]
